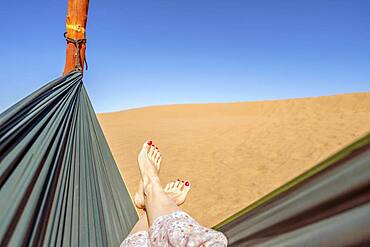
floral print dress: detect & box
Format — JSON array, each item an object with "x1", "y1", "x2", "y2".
[{"x1": 121, "y1": 211, "x2": 228, "y2": 247}]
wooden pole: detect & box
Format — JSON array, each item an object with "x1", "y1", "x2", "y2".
[{"x1": 63, "y1": 0, "x2": 89, "y2": 75}]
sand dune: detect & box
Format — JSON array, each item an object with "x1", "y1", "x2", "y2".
[{"x1": 97, "y1": 92, "x2": 370, "y2": 227}]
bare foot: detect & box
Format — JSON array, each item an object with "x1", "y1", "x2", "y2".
[
  {"x1": 164, "y1": 179, "x2": 191, "y2": 206},
  {"x1": 134, "y1": 140, "x2": 162, "y2": 209}
]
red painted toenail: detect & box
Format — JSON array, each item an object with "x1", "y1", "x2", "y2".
[
  {"x1": 185, "y1": 181, "x2": 190, "y2": 186},
  {"x1": 147, "y1": 140, "x2": 152, "y2": 145},
  {"x1": 177, "y1": 179, "x2": 180, "y2": 181},
  {"x1": 156, "y1": 147, "x2": 158, "y2": 149},
  {"x1": 182, "y1": 180, "x2": 184, "y2": 183}
]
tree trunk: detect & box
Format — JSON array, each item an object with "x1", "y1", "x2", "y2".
[{"x1": 63, "y1": 0, "x2": 89, "y2": 75}]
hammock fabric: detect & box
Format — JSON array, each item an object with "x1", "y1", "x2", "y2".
[
  {"x1": 0, "y1": 71, "x2": 138, "y2": 246},
  {"x1": 215, "y1": 133, "x2": 370, "y2": 246}
]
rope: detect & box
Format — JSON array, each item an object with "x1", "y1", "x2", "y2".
[{"x1": 64, "y1": 32, "x2": 87, "y2": 71}]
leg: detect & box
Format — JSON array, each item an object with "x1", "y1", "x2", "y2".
[
  {"x1": 137, "y1": 141, "x2": 227, "y2": 246},
  {"x1": 129, "y1": 211, "x2": 149, "y2": 235},
  {"x1": 144, "y1": 176, "x2": 180, "y2": 225},
  {"x1": 120, "y1": 211, "x2": 150, "y2": 247},
  {"x1": 134, "y1": 139, "x2": 191, "y2": 211},
  {"x1": 137, "y1": 141, "x2": 180, "y2": 225}
]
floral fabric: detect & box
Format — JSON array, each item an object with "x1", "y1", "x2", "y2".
[{"x1": 121, "y1": 211, "x2": 227, "y2": 247}]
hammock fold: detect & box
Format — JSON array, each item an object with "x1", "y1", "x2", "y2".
[{"x1": 0, "y1": 71, "x2": 138, "y2": 246}]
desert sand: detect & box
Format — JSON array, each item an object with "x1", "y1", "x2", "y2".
[{"x1": 97, "y1": 92, "x2": 370, "y2": 227}]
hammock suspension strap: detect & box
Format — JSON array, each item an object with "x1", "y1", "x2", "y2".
[{"x1": 64, "y1": 32, "x2": 88, "y2": 71}]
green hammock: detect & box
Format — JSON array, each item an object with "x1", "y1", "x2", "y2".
[
  {"x1": 0, "y1": 71, "x2": 138, "y2": 246},
  {"x1": 1, "y1": 70, "x2": 369, "y2": 246},
  {"x1": 214, "y1": 132, "x2": 370, "y2": 246}
]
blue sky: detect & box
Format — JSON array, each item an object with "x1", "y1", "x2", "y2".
[{"x1": 0, "y1": 0, "x2": 369, "y2": 113}]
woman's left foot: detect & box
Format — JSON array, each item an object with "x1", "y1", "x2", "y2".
[{"x1": 164, "y1": 179, "x2": 191, "y2": 206}]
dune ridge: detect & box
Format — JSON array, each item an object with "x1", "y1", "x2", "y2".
[{"x1": 98, "y1": 92, "x2": 370, "y2": 227}]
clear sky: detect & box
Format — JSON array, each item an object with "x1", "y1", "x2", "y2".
[{"x1": 0, "y1": 0, "x2": 369, "y2": 113}]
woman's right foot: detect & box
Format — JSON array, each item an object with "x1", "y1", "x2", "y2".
[
  {"x1": 164, "y1": 179, "x2": 191, "y2": 206},
  {"x1": 134, "y1": 140, "x2": 162, "y2": 209}
]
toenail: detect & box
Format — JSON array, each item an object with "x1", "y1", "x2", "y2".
[
  {"x1": 182, "y1": 180, "x2": 184, "y2": 183},
  {"x1": 185, "y1": 181, "x2": 190, "y2": 186},
  {"x1": 177, "y1": 179, "x2": 180, "y2": 181},
  {"x1": 156, "y1": 147, "x2": 158, "y2": 149},
  {"x1": 147, "y1": 140, "x2": 152, "y2": 145}
]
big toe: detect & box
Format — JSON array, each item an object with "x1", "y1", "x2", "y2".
[
  {"x1": 183, "y1": 181, "x2": 191, "y2": 192},
  {"x1": 142, "y1": 140, "x2": 152, "y2": 153}
]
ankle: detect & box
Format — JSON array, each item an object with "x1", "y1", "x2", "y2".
[{"x1": 143, "y1": 176, "x2": 161, "y2": 197}]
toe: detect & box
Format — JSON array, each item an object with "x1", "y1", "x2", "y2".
[
  {"x1": 151, "y1": 149, "x2": 158, "y2": 161},
  {"x1": 184, "y1": 181, "x2": 191, "y2": 192},
  {"x1": 180, "y1": 181, "x2": 186, "y2": 190},
  {"x1": 170, "y1": 181, "x2": 177, "y2": 190},
  {"x1": 155, "y1": 152, "x2": 161, "y2": 163},
  {"x1": 174, "y1": 180, "x2": 182, "y2": 189},
  {"x1": 164, "y1": 183, "x2": 171, "y2": 192},
  {"x1": 143, "y1": 140, "x2": 152, "y2": 153},
  {"x1": 171, "y1": 180, "x2": 178, "y2": 189},
  {"x1": 148, "y1": 145, "x2": 156, "y2": 157}
]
